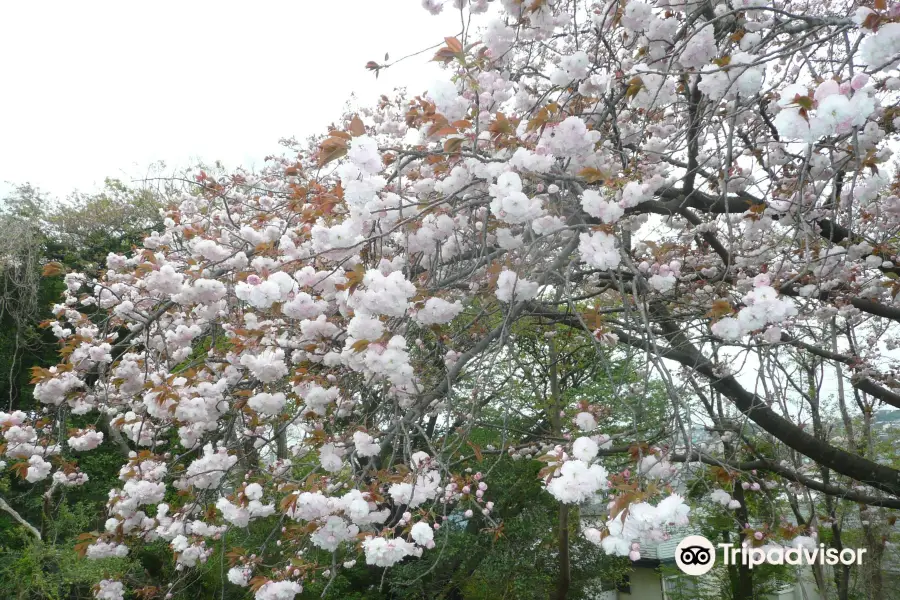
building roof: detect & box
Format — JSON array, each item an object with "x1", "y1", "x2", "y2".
[
  {"x1": 640, "y1": 525, "x2": 695, "y2": 562},
  {"x1": 580, "y1": 504, "x2": 697, "y2": 564}
]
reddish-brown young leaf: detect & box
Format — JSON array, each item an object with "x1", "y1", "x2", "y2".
[
  {"x1": 706, "y1": 299, "x2": 734, "y2": 318},
  {"x1": 625, "y1": 77, "x2": 645, "y2": 100},
  {"x1": 317, "y1": 136, "x2": 348, "y2": 167},
  {"x1": 349, "y1": 115, "x2": 366, "y2": 137},
  {"x1": 432, "y1": 47, "x2": 458, "y2": 63},
  {"x1": 134, "y1": 587, "x2": 160, "y2": 600},
  {"x1": 467, "y1": 441, "x2": 484, "y2": 463},
  {"x1": 863, "y1": 12, "x2": 882, "y2": 29},
  {"x1": 41, "y1": 262, "x2": 64, "y2": 277},
  {"x1": 350, "y1": 339, "x2": 370, "y2": 352},
  {"x1": 430, "y1": 126, "x2": 460, "y2": 138},
  {"x1": 443, "y1": 137, "x2": 464, "y2": 154},
  {"x1": 578, "y1": 167, "x2": 606, "y2": 184},
  {"x1": 628, "y1": 442, "x2": 651, "y2": 461},
  {"x1": 444, "y1": 36, "x2": 463, "y2": 54},
  {"x1": 249, "y1": 577, "x2": 269, "y2": 593}
]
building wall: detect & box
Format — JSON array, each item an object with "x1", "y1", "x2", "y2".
[
  {"x1": 792, "y1": 567, "x2": 823, "y2": 600},
  {"x1": 619, "y1": 567, "x2": 664, "y2": 600},
  {"x1": 618, "y1": 566, "x2": 823, "y2": 600}
]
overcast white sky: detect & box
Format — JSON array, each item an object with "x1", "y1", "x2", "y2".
[{"x1": 0, "y1": 1, "x2": 462, "y2": 199}]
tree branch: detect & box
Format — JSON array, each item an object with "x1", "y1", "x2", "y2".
[
  {"x1": 525, "y1": 302, "x2": 900, "y2": 498},
  {"x1": 0, "y1": 495, "x2": 41, "y2": 540}
]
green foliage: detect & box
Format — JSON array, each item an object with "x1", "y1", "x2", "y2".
[
  {"x1": 0, "y1": 181, "x2": 165, "y2": 599},
  {"x1": 681, "y1": 468, "x2": 801, "y2": 600},
  {"x1": 0, "y1": 532, "x2": 130, "y2": 600},
  {"x1": 0, "y1": 488, "x2": 134, "y2": 600},
  {"x1": 43, "y1": 178, "x2": 164, "y2": 275},
  {"x1": 299, "y1": 450, "x2": 629, "y2": 600},
  {"x1": 0, "y1": 180, "x2": 164, "y2": 413}
]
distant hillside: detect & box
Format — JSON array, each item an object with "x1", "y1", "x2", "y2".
[{"x1": 875, "y1": 410, "x2": 900, "y2": 423}]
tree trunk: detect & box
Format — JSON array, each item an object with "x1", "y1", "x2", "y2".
[
  {"x1": 276, "y1": 428, "x2": 288, "y2": 460},
  {"x1": 557, "y1": 504, "x2": 571, "y2": 600},
  {"x1": 861, "y1": 522, "x2": 884, "y2": 599},
  {"x1": 732, "y1": 482, "x2": 754, "y2": 600},
  {"x1": 550, "y1": 335, "x2": 570, "y2": 600},
  {"x1": 829, "y1": 519, "x2": 849, "y2": 600}
]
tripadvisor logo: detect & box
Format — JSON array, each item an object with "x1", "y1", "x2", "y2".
[
  {"x1": 675, "y1": 535, "x2": 867, "y2": 576},
  {"x1": 675, "y1": 535, "x2": 716, "y2": 575}
]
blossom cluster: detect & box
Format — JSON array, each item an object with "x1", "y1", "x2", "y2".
[{"x1": 0, "y1": 1, "x2": 891, "y2": 598}]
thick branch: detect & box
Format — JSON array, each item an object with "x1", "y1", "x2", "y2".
[
  {"x1": 671, "y1": 452, "x2": 900, "y2": 509},
  {"x1": 0, "y1": 496, "x2": 41, "y2": 540},
  {"x1": 525, "y1": 303, "x2": 900, "y2": 498}
]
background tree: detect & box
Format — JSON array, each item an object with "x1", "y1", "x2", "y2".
[{"x1": 0, "y1": 181, "x2": 164, "y2": 600}]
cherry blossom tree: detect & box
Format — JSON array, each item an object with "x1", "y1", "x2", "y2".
[{"x1": 4, "y1": 0, "x2": 900, "y2": 598}]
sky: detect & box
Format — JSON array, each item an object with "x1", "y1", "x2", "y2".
[{"x1": 0, "y1": 1, "x2": 462, "y2": 200}]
